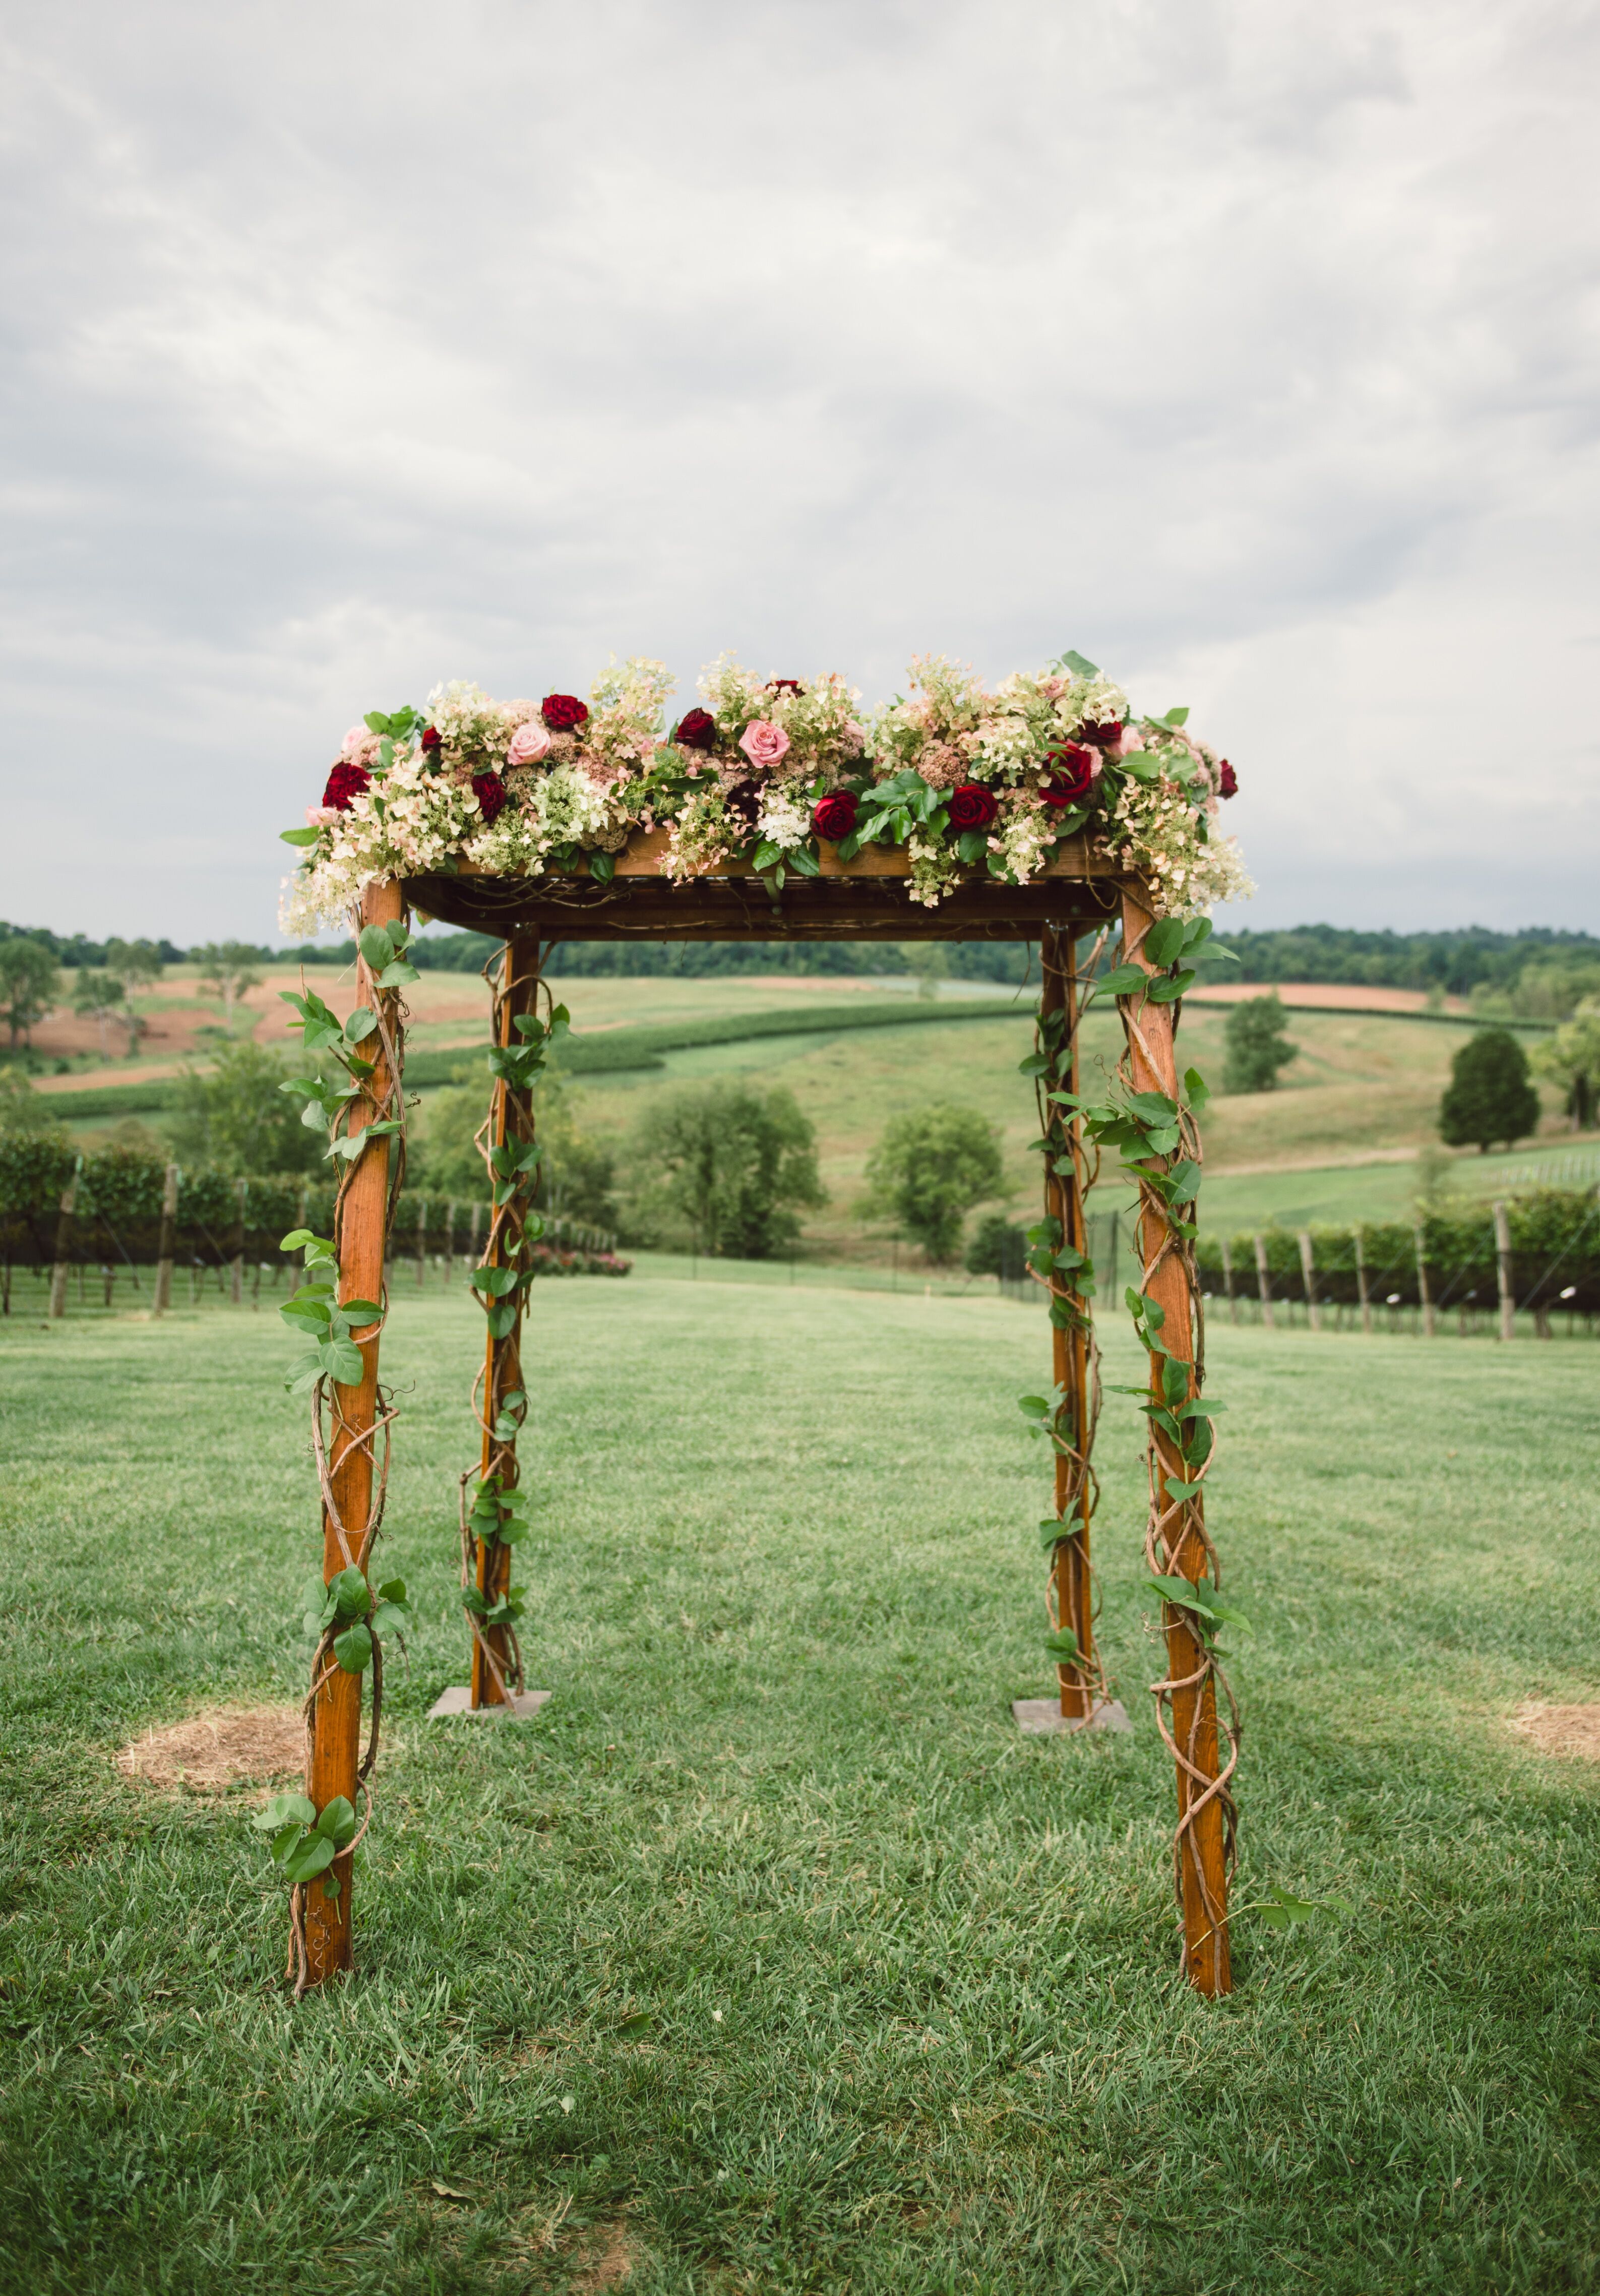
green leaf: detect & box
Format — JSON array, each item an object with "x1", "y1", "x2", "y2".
[
  {"x1": 1120, "y1": 750, "x2": 1160, "y2": 781},
  {"x1": 279, "y1": 1302, "x2": 331, "y2": 1336},
  {"x1": 1017, "y1": 1053, "x2": 1051, "y2": 1076},
  {"x1": 1145, "y1": 969, "x2": 1197, "y2": 1004},
  {"x1": 333, "y1": 1621, "x2": 373, "y2": 1673},
  {"x1": 375, "y1": 959, "x2": 420, "y2": 989},
  {"x1": 371, "y1": 1601, "x2": 409, "y2": 1638},
  {"x1": 280, "y1": 1228, "x2": 333, "y2": 1254},
  {"x1": 254, "y1": 1792, "x2": 315, "y2": 1831},
  {"x1": 617, "y1": 2010, "x2": 655, "y2": 2037},
  {"x1": 1250, "y1": 1884, "x2": 1355, "y2": 1930},
  {"x1": 1038, "y1": 1518, "x2": 1068, "y2": 1550},
  {"x1": 956, "y1": 829, "x2": 989, "y2": 865},
  {"x1": 282, "y1": 1832, "x2": 337, "y2": 1886},
  {"x1": 1017, "y1": 1396, "x2": 1052, "y2": 1421},
  {"x1": 344, "y1": 1007, "x2": 378, "y2": 1043},
  {"x1": 377, "y1": 1577, "x2": 407, "y2": 1604},
  {"x1": 326, "y1": 1566, "x2": 370, "y2": 1616},
  {"x1": 472, "y1": 1264, "x2": 520, "y2": 1298},
  {"x1": 1163, "y1": 1475, "x2": 1203, "y2": 1505},
  {"x1": 486, "y1": 1302, "x2": 519, "y2": 1339},
  {"x1": 358, "y1": 925, "x2": 395, "y2": 972},
  {"x1": 319, "y1": 1336, "x2": 366, "y2": 1387},
  {"x1": 269, "y1": 1822, "x2": 304, "y2": 1863},
  {"x1": 280, "y1": 825, "x2": 323, "y2": 846},
  {"x1": 1144, "y1": 919, "x2": 1186, "y2": 968},
  {"x1": 1182, "y1": 1066, "x2": 1210, "y2": 1116},
  {"x1": 786, "y1": 844, "x2": 820, "y2": 877},
  {"x1": 1044, "y1": 1628, "x2": 1081, "y2": 1661},
  {"x1": 589, "y1": 850, "x2": 616, "y2": 884},
  {"x1": 1097, "y1": 964, "x2": 1147, "y2": 996},
  {"x1": 1143, "y1": 1575, "x2": 1253, "y2": 1633},
  {"x1": 340, "y1": 1298, "x2": 383, "y2": 1321},
  {"x1": 1062, "y1": 649, "x2": 1098, "y2": 677},
  {"x1": 314, "y1": 1795, "x2": 358, "y2": 1847},
  {"x1": 1159, "y1": 705, "x2": 1190, "y2": 727}
]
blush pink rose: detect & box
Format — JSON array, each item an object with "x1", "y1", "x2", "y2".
[
  {"x1": 507, "y1": 719, "x2": 552, "y2": 767},
  {"x1": 739, "y1": 718, "x2": 791, "y2": 772}
]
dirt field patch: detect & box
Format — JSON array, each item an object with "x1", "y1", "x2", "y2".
[
  {"x1": 1511, "y1": 1703, "x2": 1600, "y2": 1762},
  {"x1": 115, "y1": 1705, "x2": 304, "y2": 1792}
]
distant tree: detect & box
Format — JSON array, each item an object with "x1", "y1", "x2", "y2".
[
  {"x1": 626, "y1": 1081, "x2": 826, "y2": 1258},
  {"x1": 0, "y1": 1069, "x2": 67, "y2": 1141},
  {"x1": 1222, "y1": 994, "x2": 1298, "y2": 1094},
  {"x1": 0, "y1": 935, "x2": 59, "y2": 1049},
  {"x1": 1532, "y1": 1002, "x2": 1600, "y2": 1133},
  {"x1": 105, "y1": 937, "x2": 163, "y2": 1053},
  {"x1": 193, "y1": 940, "x2": 265, "y2": 1030},
  {"x1": 965, "y1": 1212, "x2": 1028, "y2": 1282},
  {"x1": 72, "y1": 969, "x2": 127, "y2": 1057},
  {"x1": 415, "y1": 1068, "x2": 619, "y2": 1230},
  {"x1": 1438, "y1": 1028, "x2": 1542, "y2": 1154},
  {"x1": 169, "y1": 1042, "x2": 325, "y2": 1175},
  {"x1": 867, "y1": 1102, "x2": 1004, "y2": 1263},
  {"x1": 902, "y1": 943, "x2": 948, "y2": 1001}
]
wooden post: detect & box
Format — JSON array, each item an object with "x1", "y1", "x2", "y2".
[
  {"x1": 1253, "y1": 1233, "x2": 1274, "y2": 1328},
  {"x1": 302, "y1": 878, "x2": 406, "y2": 1985},
  {"x1": 473, "y1": 932, "x2": 541, "y2": 1708},
  {"x1": 1120, "y1": 884, "x2": 1232, "y2": 1997},
  {"x1": 153, "y1": 1163, "x2": 179, "y2": 1315},
  {"x1": 443, "y1": 1199, "x2": 455, "y2": 1284},
  {"x1": 1414, "y1": 1225, "x2": 1437, "y2": 1337},
  {"x1": 1219, "y1": 1234, "x2": 1239, "y2": 1325},
  {"x1": 1353, "y1": 1224, "x2": 1372, "y2": 1334},
  {"x1": 1297, "y1": 1231, "x2": 1320, "y2": 1332},
  {"x1": 415, "y1": 1194, "x2": 428, "y2": 1289},
  {"x1": 1493, "y1": 1200, "x2": 1515, "y2": 1342},
  {"x1": 48, "y1": 1165, "x2": 79, "y2": 1319},
  {"x1": 230, "y1": 1180, "x2": 247, "y2": 1305},
  {"x1": 1041, "y1": 922, "x2": 1095, "y2": 1720}
]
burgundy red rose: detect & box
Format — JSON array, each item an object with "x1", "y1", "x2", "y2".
[
  {"x1": 472, "y1": 771, "x2": 509, "y2": 825},
  {"x1": 540, "y1": 692, "x2": 589, "y2": 733},
  {"x1": 1218, "y1": 759, "x2": 1238, "y2": 798},
  {"x1": 675, "y1": 707, "x2": 716, "y2": 751},
  {"x1": 948, "y1": 783, "x2": 999, "y2": 831},
  {"x1": 322, "y1": 762, "x2": 371, "y2": 812},
  {"x1": 1039, "y1": 742, "x2": 1096, "y2": 807},
  {"x1": 811, "y1": 791, "x2": 857, "y2": 841}
]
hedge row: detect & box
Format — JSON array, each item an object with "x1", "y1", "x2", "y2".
[
  {"x1": 0, "y1": 1142, "x2": 618, "y2": 1270},
  {"x1": 1196, "y1": 1189, "x2": 1600, "y2": 1313}
]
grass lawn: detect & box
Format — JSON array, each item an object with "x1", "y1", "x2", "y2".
[{"x1": 3, "y1": 1281, "x2": 1598, "y2": 2292}]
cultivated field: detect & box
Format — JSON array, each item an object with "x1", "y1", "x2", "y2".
[{"x1": 2, "y1": 1283, "x2": 1597, "y2": 2291}]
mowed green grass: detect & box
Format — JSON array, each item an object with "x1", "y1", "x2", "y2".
[{"x1": 3, "y1": 1283, "x2": 1599, "y2": 2292}]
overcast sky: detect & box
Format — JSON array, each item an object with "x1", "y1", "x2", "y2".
[{"x1": 3, "y1": 0, "x2": 1596, "y2": 945}]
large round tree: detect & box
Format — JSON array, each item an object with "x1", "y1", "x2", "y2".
[{"x1": 1438, "y1": 1027, "x2": 1541, "y2": 1153}]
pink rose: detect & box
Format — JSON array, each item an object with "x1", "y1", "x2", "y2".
[
  {"x1": 508, "y1": 719, "x2": 551, "y2": 767},
  {"x1": 739, "y1": 719, "x2": 791, "y2": 772}
]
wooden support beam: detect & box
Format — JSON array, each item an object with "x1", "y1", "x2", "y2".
[
  {"x1": 48, "y1": 1166, "x2": 78, "y2": 1319},
  {"x1": 153, "y1": 1163, "x2": 178, "y2": 1315},
  {"x1": 1253, "y1": 1233, "x2": 1274, "y2": 1328},
  {"x1": 1493, "y1": 1199, "x2": 1515, "y2": 1341},
  {"x1": 472, "y1": 932, "x2": 541, "y2": 1708},
  {"x1": 1297, "y1": 1231, "x2": 1320, "y2": 1332},
  {"x1": 1040, "y1": 924, "x2": 1096, "y2": 1718},
  {"x1": 1354, "y1": 1225, "x2": 1372, "y2": 1334},
  {"x1": 1414, "y1": 1225, "x2": 1436, "y2": 1337},
  {"x1": 1120, "y1": 884, "x2": 1232, "y2": 1997},
  {"x1": 302, "y1": 877, "x2": 406, "y2": 1985}
]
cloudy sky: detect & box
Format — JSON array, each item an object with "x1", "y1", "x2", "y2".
[{"x1": 3, "y1": 0, "x2": 1596, "y2": 944}]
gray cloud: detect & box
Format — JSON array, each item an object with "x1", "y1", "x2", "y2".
[{"x1": 2, "y1": 0, "x2": 1596, "y2": 938}]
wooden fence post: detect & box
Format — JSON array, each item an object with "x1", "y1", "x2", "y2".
[
  {"x1": 302, "y1": 877, "x2": 406, "y2": 1986},
  {"x1": 230, "y1": 1181, "x2": 247, "y2": 1305},
  {"x1": 1041, "y1": 922, "x2": 1097, "y2": 1720},
  {"x1": 1353, "y1": 1224, "x2": 1372, "y2": 1334},
  {"x1": 1297, "y1": 1231, "x2": 1321, "y2": 1332},
  {"x1": 443, "y1": 1199, "x2": 455, "y2": 1284},
  {"x1": 415, "y1": 1194, "x2": 428, "y2": 1289},
  {"x1": 1493, "y1": 1199, "x2": 1515, "y2": 1342},
  {"x1": 1121, "y1": 884, "x2": 1232, "y2": 1996},
  {"x1": 48, "y1": 1164, "x2": 80, "y2": 1319},
  {"x1": 1414, "y1": 1225, "x2": 1437, "y2": 1337},
  {"x1": 1219, "y1": 1234, "x2": 1239, "y2": 1325},
  {"x1": 472, "y1": 932, "x2": 542, "y2": 1708},
  {"x1": 1253, "y1": 1233, "x2": 1274, "y2": 1329},
  {"x1": 153, "y1": 1163, "x2": 179, "y2": 1315}
]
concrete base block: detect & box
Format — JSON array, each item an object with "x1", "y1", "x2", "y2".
[
  {"x1": 426, "y1": 1686, "x2": 552, "y2": 1721},
  {"x1": 1012, "y1": 1696, "x2": 1133, "y2": 1736}
]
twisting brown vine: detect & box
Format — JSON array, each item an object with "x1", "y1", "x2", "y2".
[{"x1": 455, "y1": 935, "x2": 569, "y2": 1705}]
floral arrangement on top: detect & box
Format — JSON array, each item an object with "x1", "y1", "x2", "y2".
[{"x1": 279, "y1": 647, "x2": 1251, "y2": 934}]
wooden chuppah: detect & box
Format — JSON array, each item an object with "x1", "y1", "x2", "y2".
[{"x1": 307, "y1": 834, "x2": 1233, "y2": 1992}]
